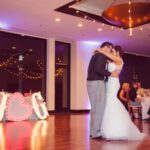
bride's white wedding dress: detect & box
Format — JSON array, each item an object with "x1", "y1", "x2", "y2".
[{"x1": 101, "y1": 62, "x2": 146, "y2": 140}]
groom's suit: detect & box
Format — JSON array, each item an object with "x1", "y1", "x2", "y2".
[
  {"x1": 87, "y1": 52, "x2": 111, "y2": 138},
  {"x1": 147, "y1": 107, "x2": 150, "y2": 115}
]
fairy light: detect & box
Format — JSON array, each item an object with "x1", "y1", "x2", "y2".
[
  {"x1": 70, "y1": 3, "x2": 150, "y2": 33},
  {"x1": 4, "y1": 68, "x2": 19, "y2": 77},
  {"x1": 111, "y1": 26, "x2": 114, "y2": 29},
  {"x1": 3, "y1": 62, "x2": 43, "y2": 79},
  {"x1": 55, "y1": 68, "x2": 63, "y2": 77},
  {"x1": 56, "y1": 57, "x2": 63, "y2": 63},
  {"x1": 120, "y1": 27, "x2": 123, "y2": 31},
  {"x1": 0, "y1": 57, "x2": 13, "y2": 68},
  {"x1": 74, "y1": 10, "x2": 101, "y2": 24},
  {"x1": 139, "y1": 27, "x2": 143, "y2": 31},
  {"x1": 23, "y1": 72, "x2": 42, "y2": 79},
  {"x1": 128, "y1": 0, "x2": 133, "y2": 36}
]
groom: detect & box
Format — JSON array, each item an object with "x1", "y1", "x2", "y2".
[{"x1": 87, "y1": 41, "x2": 118, "y2": 138}]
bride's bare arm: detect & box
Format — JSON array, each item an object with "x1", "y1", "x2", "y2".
[{"x1": 97, "y1": 48, "x2": 122, "y2": 64}]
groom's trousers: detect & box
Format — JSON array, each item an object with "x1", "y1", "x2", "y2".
[{"x1": 87, "y1": 80, "x2": 106, "y2": 138}]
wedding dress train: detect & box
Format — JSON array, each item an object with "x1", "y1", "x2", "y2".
[{"x1": 101, "y1": 62, "x2": 146, "y2": 140}]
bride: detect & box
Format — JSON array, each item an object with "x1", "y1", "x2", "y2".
[{"x1": 97, "y1": 46, "x2": 146, "y2": 140}]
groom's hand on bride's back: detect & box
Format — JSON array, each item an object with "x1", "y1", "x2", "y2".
[{"x1": 111, "y1": 70, "x2": 119, "y2": 77}]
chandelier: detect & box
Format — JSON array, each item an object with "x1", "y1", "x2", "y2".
[{"x1": 102, "y1": 0, "x2": 150, "y2": 29}]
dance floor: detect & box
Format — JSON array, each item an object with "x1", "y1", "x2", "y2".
[{"x1": 0, "y1": 113, "x2": 150, "y2": 150}]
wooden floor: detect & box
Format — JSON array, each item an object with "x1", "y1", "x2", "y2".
[{"x1": 0, "y1": 113, "x2": 150, "y2": 150}]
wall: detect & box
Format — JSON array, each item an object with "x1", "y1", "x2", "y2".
[
  {"x1": 0, "y1": 31, "x2": 46, "y2": 95},
  {"x1": 70, "y1": 41, "x2": 101, "y2": 110},
  {"x1": 46, "y1": 38, "x2": 55, "y2": 110},
  {"x1": 120, "y1": 54, "x2": 150, "y2": 88},
  {"x1": 46, "y1": 39, "x2": 100, "y2": 110},
  {"x1": 1, "y1": 31, "x2": 149, "y2": 111}
]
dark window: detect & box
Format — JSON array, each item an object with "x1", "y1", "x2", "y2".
[
  {"x1": 0, "y1": 31, "x2": 46, "y2": 98},
  {"x1": 55, "y1": 41, "x2": 70, "y2": 112}
]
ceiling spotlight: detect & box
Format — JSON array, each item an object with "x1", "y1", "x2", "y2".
[
  {"x1": 139, "y1": 27, "x2": 143, "y2": 31},
  {"x1": 76, "y1": 10, "x2": 79, "y2": 14},
  {"x1": 12, "y1": 46, "x2": 16, "y2": 50},
  {"x1": 98, "y1": 28, "x2": 102, "y2": 31},
  {"x1": 55, "y1": 18, "x2": 61, "y2": 22},
  {"x1": 78, "y1": 23, "x2": 83, "y2": 27},
  {"x1": 111, "y1": 26, "x2": 114, "y2": 29}
]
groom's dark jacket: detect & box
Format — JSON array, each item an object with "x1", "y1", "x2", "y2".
[
  {"x1": 87, "y1": 52, "x2": 111, "y2": 81},
  {"x1": 148, "y1": 107, "x2": 150, "y2": 115}
]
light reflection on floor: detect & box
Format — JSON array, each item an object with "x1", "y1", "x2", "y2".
[{"x1": 0, "y1": 114, "x2": 149, "y2": 150}]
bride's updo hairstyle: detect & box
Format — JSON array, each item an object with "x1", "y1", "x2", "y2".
[{"x1": 114, "y1": 45, "x2": 124, "y2": 58}]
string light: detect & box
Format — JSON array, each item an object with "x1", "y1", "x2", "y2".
[
  {"x1": 0, "y1": 57, "x2": 13, "y2": 68},
  {"x1": 139, "y1": 27, "x2": 143, "y2": 31},
  {"x1": 71, "y1": 3, "x2": 149, "y2": 34},
  {"x1": 56, "y1": 57, "x2": 63, "y2": 63},
  {"x1": 0, "y1": 55, "x2": 45, "y2": 79},
  {"x1": 111, "y1": 26, "x2": 114, "y2": 30},
  {"x1": 4, "y1": 68, "x2": 19, "y2": 77},
  {"x1": 75, "y1": 10, "x2": 98, "y2": 23},
  {"x1": 120, "y1": 27, "x2": 123, "y2": 31},
  {"x1": 128, "y1": 0, "x2": 133, "y2": 36},
  {"x1": 35, "y1": 59, "x2": 44, "y2": 71},
  {"x1": 23, "y1": 72, "x2": 42, "y2": 79},
  {"x1": 55, "y1": 68, "x2": 63, "y2": 77}
]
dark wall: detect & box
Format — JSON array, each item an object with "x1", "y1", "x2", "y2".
[
  {"x1": 0, "y1": 31, "x2": 46, "y2": 97},
  {"x1": 120, "y1": 54, "x2": 150, "y2": 88}
]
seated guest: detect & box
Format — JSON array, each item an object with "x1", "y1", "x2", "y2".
[
  {"x1": 128, "y1": 81, "x2": 141, "y2": 106},
  {"x1": 137, "y1": 82, "x2": 145, "y2": 97},
  {"x1": 118, "y1": 83, "x2": 130, "y2": 110}
]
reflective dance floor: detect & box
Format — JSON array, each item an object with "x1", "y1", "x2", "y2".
[{"x1": 0, "y1": 113, "x2": 150, "y2": 150}]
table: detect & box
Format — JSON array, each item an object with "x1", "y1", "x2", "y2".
[{"x1": 141, "y1": 96, "x2": 150, "y2": 119}]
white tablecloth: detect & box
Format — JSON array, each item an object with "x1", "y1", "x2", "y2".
[{"x1": 141, "y1": 96, "x2": 150, "y2": 119}]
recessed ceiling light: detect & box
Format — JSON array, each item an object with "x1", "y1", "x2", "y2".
[
  {"x1": 78, "y1": 23, "x2": 83, "y2": 27},
  {"x1": 55, "y1": 18, "x2": 61, "y2": 22},
  {"x1": 12, "y1": 46, "x2": 16, "y2": 50},
  {"x1": 98, "y1": 28, "x2": 102, "y2": 31},
  {"x1": 139, "y1": 27, "x2": 143, "y2": 31},
  {"x1": 111, "y1": 26, "x2": 114, "y2": 29}
]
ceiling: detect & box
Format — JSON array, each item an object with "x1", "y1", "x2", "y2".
[{"x1": 0, "y1": 0, "x2": 150, "y2": 56}]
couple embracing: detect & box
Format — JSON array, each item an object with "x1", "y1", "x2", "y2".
[{"x1": 87, "y1": 42, "x2": 146, "y2": 140}]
